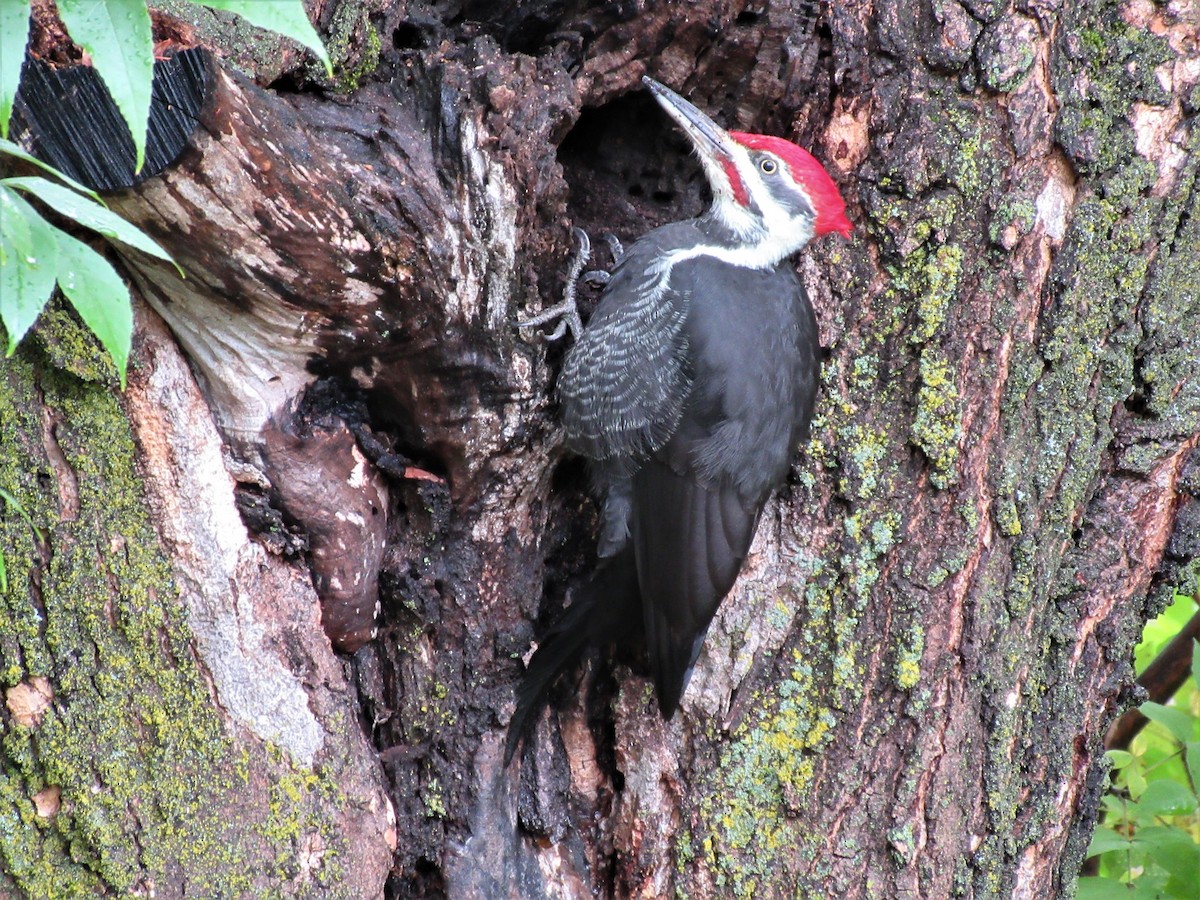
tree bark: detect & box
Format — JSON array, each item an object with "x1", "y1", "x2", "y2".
[{"x1": 2, "y1": 0, "x2": 1197, "y2": 897}]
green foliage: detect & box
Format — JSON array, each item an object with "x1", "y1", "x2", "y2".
[
  {"x1": 0, "y1": 181, "x2": 58, "y2": 352},
  {"x1": 0, "y1": 0, "x2": 328, "y2": 387},
  {"x1": 0, "y1": 0, "x2": 30, "y2": 139},
  {"x1": 1079, "y1": 593, "x2": 1200, "y2": 899},
  {"x1": 1137, "y1": 593, "x2": 1198, "y2": 675},
  {"x1": 0, "y1": 140, "x2": 177, "y2": 386}
]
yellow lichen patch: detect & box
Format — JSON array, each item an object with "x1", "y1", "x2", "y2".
[
  {"x1": 912, "y1": 350, "x2": 962, "y2": 488},
  {"x1": 893, "y1": 624, "x2": 926, "y2": 691},
  {"x1": 693, "y1": 647, "x2": 840, "y2": 896},
  {"x1": 911, "y1": 244, "x2": 964, "y2": 345}
]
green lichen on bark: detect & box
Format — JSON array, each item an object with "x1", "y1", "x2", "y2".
[
  {"x1": 686, "y1": 330, "x2": 909, "y2": 893},
  {"x1": 0, "y1": 308, "x2": 353, "y2": 898},
  {"x1": 1133, "y1": 129, "x2": 1200, "y2": 434},
  {"x1": 0, "y1": 321, "x2": 242, "y2": 895},
  {"x1": 28, "y1": 303, "x2": 123, "y2": 389},
  {"x1": 973, "y1": 1, "x2": 1197, "y2": 891},
  {"x1": 693, "y1": 645, "x2": 837, "y2": 897},
  {"x1": 912, "y1": 349, "x2": 962, "y2": 489},
  {"x1": 905, "y1": 243, "x2": 966, "y2": 488},
  {"x1": 323, "y1": 2, "x2": 384, "y2": 92},
  {"x1": 258, "y1": 745, "x2": 350, "y2": 889},
  {"x1": 873, "y1": 116, "x2": 985, "y2": 491},
  {"x1": 893, "y1": 622, "x2": 925, "y2": 691}
]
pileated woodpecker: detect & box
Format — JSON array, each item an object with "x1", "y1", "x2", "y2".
[{"x1": 508, "y1": 77, "x2": 851, "y2": 761}]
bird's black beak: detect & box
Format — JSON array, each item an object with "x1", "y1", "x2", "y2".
[{"x1": 642, "y1": 77, "x2": 737, "y2": 169}]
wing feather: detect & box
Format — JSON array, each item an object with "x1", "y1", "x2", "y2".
[
  {"x1": 557, "y1": 233, "x2": 819, "y2": 717},
  {"x1": 632, "y1": 459, "x2": 759, "y2": 716},
  {"x1": 559, "y1": 251, "x2": 690, "y2": 462}
]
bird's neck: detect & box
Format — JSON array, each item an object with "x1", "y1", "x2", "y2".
[{"x1": 693, "y1": 204, "x2": 810, "y2": 270}]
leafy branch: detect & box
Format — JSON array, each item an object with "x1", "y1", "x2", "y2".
[
  {"x1": 1079, "y1": 592, "x2": 1200, "y2": 900},
  {"x1": 0, "y1": 0, "x2": 329, "y2": 386},
  {"x1": 0, "y1": 138, "x2": 178, "y2": 386}
]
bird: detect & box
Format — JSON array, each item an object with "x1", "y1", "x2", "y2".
[{"x1": 508, "y1": 76, "x2": 851, "y2": 762}]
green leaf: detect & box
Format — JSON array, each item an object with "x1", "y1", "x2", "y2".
[
  {"x1": 0, "y1": 0, "x2": 31, "y2": 139},
  {"x1": 1103, "y1": 794, "x2": 1133, "y2": 823},
  {"x1": 1128, "y1": 764, "x2": 1148, "y2": 800},
  {"x1": 1108, "y1": 750, "x2": 1135, "y2": 770},
  {"x1": 1137, "y1": 594, "x2": 1198, "y2": 675},
  {"x1": 200, "y1": 1, "x2": 331, "y2": 75},
  {"x1": 1166, "y1": 880, "x2": 1200, "y2": 900},
  {"x1": 55, "y1": 0, "x2": 153, "y2": 172},
  {"x1": 1088, "y1": 825, "x2": 1136, "y2": 858},
  {"x1": 0, "y1": 138, "x2": 103, "y2": 201},
  {"x1": 1133, "y1": 826, "x2": 1200, "y2": 883},
  {"x1": 1075, "y1": 878, "x2": 1137, "y2": 900},
  {"x1": 1141, "y1": 702, "x2": 1197, "y2": 744},
  {"x1": 1137, "y1": 779, "x2": 1197, "y2": 817},
  {"x1": 1191, "y1": 639, "x2": 1200, "y2": 691},
  {"x1": 1134, "y1": 877, "x2": 1172, "y2": 900},
  {"x1": 52, "y1": 229, "x2": 131, "y2": 387},
  {"x1": 1185, "y1": 741, "x2": 1200, "y2": 794},
  {"x1": 3, "y1": 176, "x2": 176, "y2": 267},
  {"x1": 0, "y1": 184, "x2": 57, "y2": 351}
]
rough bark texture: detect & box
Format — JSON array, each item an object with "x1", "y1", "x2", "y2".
[{"x1": 1, "y1": 0, "x2": 1197, "y2": 898}]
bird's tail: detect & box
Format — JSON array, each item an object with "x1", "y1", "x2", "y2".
[
  {"x1": 504, "y1": 596, "x2": 593, "y2": 764},
  {"x1": 505, "y1": 550, "x2": 638, "y2": 764}
]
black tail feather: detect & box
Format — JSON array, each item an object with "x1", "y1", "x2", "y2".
[
  {"x1": 504, "y1": 600, "x2": 593, "y2": 763},
  {"x1": 505, "y1": 550, "x2": 639, "y2": 764}
]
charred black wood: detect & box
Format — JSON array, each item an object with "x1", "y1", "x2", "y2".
[{"x1": 11, "y1": 49, "x2": 211, "y2": 191}]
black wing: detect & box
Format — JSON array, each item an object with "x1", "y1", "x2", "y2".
[
  {"x1": 631, "y1": 459, "x2": 760, "y2": 715},
  {"x1": 558, "y1": 227, "x2": 820, "y2": 717},
  {"x1": 629, "y1": 256, "x2": 821, "y2": 716},
  {"x1": 558, "y1": 226, "x2": 697, "y2": 463}
]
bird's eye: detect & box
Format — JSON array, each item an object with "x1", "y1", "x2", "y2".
[{"x1": 760, "y1": 158, "x2": 778, "y2": 175}]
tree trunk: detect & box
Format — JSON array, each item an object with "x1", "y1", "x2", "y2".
[{"x1": 2, "y1": 0, "x2": 1197, "y2": 897}]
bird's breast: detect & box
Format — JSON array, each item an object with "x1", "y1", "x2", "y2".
[{"x1": 664, "y1": 255, "x2": 819, "y2": 498}]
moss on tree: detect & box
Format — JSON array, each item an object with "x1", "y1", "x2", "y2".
[{"x1": 0, "y1": 306, "x2": 353, "y2": 898}]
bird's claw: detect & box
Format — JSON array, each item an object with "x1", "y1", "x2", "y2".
[
  {"x1": 516, "y1": 300, "x2": 582, "y2": 341},
  {"x1": 579, "y1": 233, "x2": 622, "y2": 286},
  {"x1": 516, "y1": 227, "x2": 592, "y2": 342},
  {"x1": 573, "y1": 226, "x2": 593, "y2": 261},
  {"x1": 581, "y1": 269, "x2": 611, "y2": 288},
  {"x1": 599, "y1": 232, "x2": 624, "y2": 264}
]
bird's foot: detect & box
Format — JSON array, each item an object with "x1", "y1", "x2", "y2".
[
  {"x1": 517, "y1": 227, "x2": 591, "y2": 341},
  {"x1": 516, "y1": 300, "x2": 583, "y2": 342},
  {"x1": 517, "y1": 227, "x2": 618, "y2": 342},
  {"x1": 580, "y1": 233, "x2": 622, "y2": 287}
]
